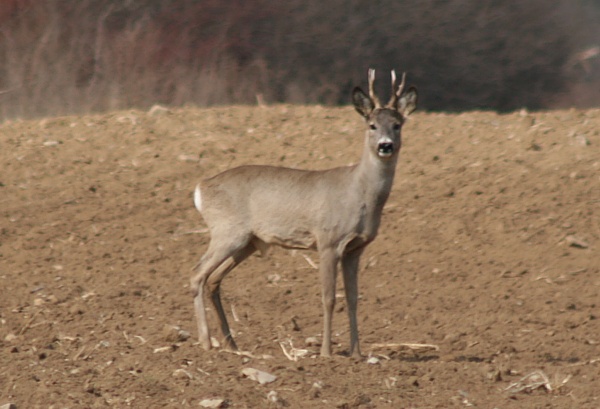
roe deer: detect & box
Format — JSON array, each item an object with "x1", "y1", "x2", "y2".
[{"x1": 191, "y1": 69, "x2": 417, "y2": 358}]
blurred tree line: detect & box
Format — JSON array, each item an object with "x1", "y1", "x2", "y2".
[{"x1": 0, "y1": 0, "x2": 599, "y2": 120}]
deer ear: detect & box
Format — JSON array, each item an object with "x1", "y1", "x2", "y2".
[
  {"x1": 398, "y1": 86, "x2": 418, "y2": 117},
  {"x1": 352, "y1": 87, "x2": 375, "y2": 118}
]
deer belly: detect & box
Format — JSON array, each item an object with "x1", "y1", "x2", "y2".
[{"x1": 256, "y1": 228, "x2": 317, "y2": 250}]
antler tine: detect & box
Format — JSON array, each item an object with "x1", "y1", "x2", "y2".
[
  {"x1": 368, "y1": 68, "x2": 382, "y2": 108},
  {"x1": 395, "y1": 72, "x2": 407, "y2": 98},
  {"x1": 387, "y1": 70, "x2": 398, "y2": 107}
]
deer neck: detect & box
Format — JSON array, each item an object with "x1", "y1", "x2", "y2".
[{"x1": 353, "y1": 139, "x2": 398, "y2": 210}]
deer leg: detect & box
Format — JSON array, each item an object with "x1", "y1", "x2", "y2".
[
  {"x1": 206, "y1": 243, "x2": 256, "y2": 350},
  {"x1": 319, "y1": 248, "x2": 339, "y2": 357},
  {"x1": 342, "y1": 247, "x2": 364, "y2": 358},
  {"x1": 190, "y1": 238, "x2": 249, "y2": 350}
]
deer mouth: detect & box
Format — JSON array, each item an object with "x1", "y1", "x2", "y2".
[{"x1": 377, "y1": 142, "x2": 394, "y2": 157}]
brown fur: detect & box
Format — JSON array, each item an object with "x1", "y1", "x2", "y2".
[{"x1": 191, "y1": 69, "x2": 417, "y2": 357}]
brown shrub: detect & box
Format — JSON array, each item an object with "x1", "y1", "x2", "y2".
[{"x1": 0, "y1": 0, "x2": 598, "y2": 120}]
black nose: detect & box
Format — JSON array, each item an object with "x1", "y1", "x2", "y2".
[{"x1": 378, "y1": 142, "x2": 394, "y2": 154}]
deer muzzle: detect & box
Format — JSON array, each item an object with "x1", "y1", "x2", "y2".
[{"x1": 377, "y1": 142, "x2": 394, "y2": 157}]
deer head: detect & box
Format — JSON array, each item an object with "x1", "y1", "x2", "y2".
[{"x1": 352, "y1": 69, "x2": 418, "y2": 159}]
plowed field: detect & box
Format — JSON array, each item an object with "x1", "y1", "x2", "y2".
[{"x1": 1, "y1": 105, "x2": 599, "y2": 408}]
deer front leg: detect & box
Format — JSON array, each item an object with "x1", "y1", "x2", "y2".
[
  {"x1": 319, "y1": 248, "x2": 339, "y2": 357},
  {"x1": 342, "y1": 247, "x2": 364, "y2": 358}
]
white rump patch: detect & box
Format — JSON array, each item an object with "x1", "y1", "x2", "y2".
[{"x1": 194, "y1": 184, "x2": 202, "y2": 212}]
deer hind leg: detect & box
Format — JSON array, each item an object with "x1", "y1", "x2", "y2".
[
  {"x1": 190, "y1": 235, "x2": 251, "y2": 350},
  {"x1": 319, "y1": 247, "x2": 339, "y2": 357},
  {"x1": 206, "y1": 242, "x2": 256, "y2": 350},
  {"x1": 341, "y1": 247, "x2": 364, "y2": 358}
]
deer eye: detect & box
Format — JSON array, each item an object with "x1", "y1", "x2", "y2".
[
  {"x1": 393, "y1": 123, "x2": 401, "y2": 131},
  {"x1": 369, "y1": 124, "x2": 377, "y2": 130}
]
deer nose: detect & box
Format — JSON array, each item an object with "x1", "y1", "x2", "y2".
[{"x1": 377, "y1": 142, "x2": 394, "y2": 157}]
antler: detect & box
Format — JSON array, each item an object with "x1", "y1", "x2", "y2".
[
  {"x1": 387, "y1": 70, "x2": 406, "y2": 108},
  {"x1": 368, "y1": 68, "x2": 382, "y2": 109}
]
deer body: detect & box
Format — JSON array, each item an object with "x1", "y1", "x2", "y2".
[{"x1": 191, "y1": 69, "x2": 417, "y2": 357}]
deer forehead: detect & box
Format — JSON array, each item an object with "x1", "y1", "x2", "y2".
[
  {"x1": 367, "y1": 110, "x2": 404, "y2": 137},
  {"x1": 369, "y1": 108, "x2": 404, "y2": 125}
]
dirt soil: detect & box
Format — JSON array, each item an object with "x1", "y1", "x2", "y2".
[{"x1": 1, "y1": 105, "x2": 599, "y2": 408}]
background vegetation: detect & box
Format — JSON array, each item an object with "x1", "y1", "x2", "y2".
[{"x1": 0, "y1": 0, "x2": 599, "y2": 120}]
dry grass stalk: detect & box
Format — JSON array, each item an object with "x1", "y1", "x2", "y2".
[
  {"x1": 279, "y1": 339, "x2": 310, "y2": 361},
  {"x1": 18, "y1": 310, "x2": 41, "y2": 335},
  {"x1": 220, "y1": 348, "x2": 256, "y2": 359},
  {"x1": 301, "y1": 254, "x2": 318, "y2": 270},
  {"x1": 505, "y1": 370, "x2": 572, "y2": 395},
  {"x1": 370, "y1": 342, "x2": 440, "y2": 353},
  {"x1": 172, "y1": 227, "x2": 209, "y2": 237}
]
